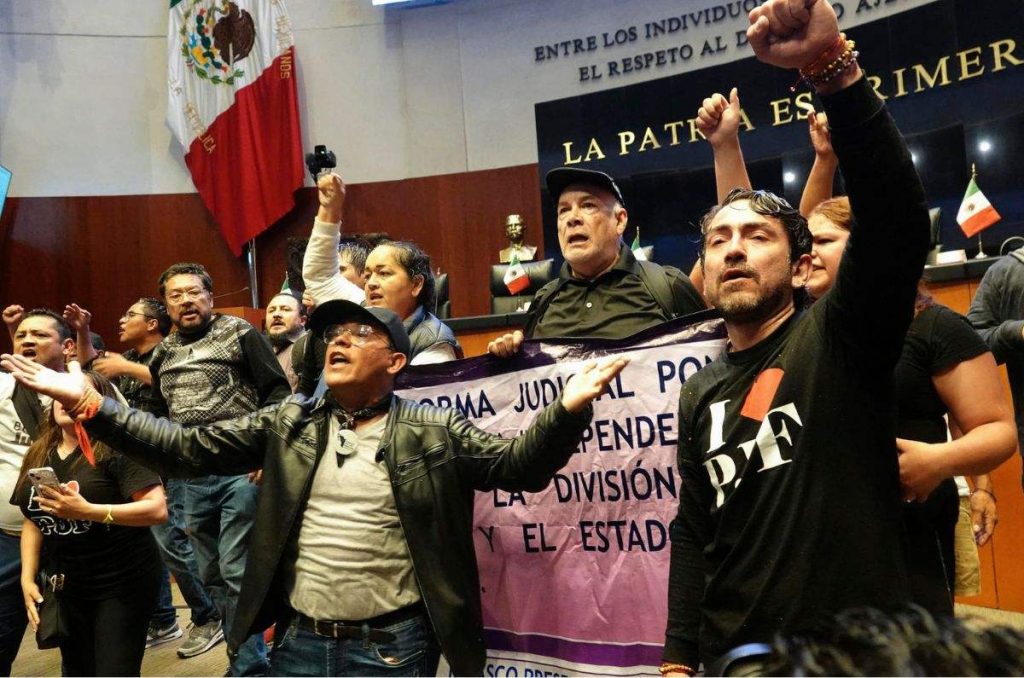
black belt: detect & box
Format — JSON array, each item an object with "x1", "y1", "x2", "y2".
[{"x1": 295, "y1": 603, "x2": 424, "y2": 643}]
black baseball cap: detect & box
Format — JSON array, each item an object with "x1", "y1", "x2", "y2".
[
  {"x1": 545, "y1": 167, "x2": 626, "y2": 208},
  {"x1": 308, "y1": 300, "x2": 411, "y2": 359}
]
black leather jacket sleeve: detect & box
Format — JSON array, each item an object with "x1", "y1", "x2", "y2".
[
  {"x1": 448, "y1": 400, "x2": 593, "y2": 493},
  {"x1": 84, "y1": 396, "x2": 277, "y2": 479}
]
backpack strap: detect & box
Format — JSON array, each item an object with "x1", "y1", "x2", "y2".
[
  {"x1": 522, "y1": 278, "x2": 569, "y2": 338},
  {"x1": 11, "y1": 382, "x2": 43, "y2": 439},
  {"x1": 635, "y1": 260, "x2": 679, "y2": 320}
]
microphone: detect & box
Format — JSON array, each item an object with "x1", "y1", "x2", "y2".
[{"x1": 213, "y1": 286, "x2": 250, "y2": 301}]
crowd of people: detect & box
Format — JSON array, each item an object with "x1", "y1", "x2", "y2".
[{"x1": 0, "y1": 1, "x2": 1022, "y2": 676}]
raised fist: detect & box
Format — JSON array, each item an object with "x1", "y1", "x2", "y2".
[
  {"x1": 2, "y1": 305, "x2": 24, "y2": 336},
  {"x1": 696, "y1": 88, "x2": 743, "y2": 148},
  {"x1": 747, "y1": 0, "x2": 839, "y2": 71},
  {"x1": 316, "y1": 172, "x2": 346, "y2": 224}
]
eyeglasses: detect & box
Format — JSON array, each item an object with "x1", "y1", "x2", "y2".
[
  {"x1": 120, "y1": 311, "x2": 156, "y2": 322},
  {"x1": 323, "y1": 323, "x2": 386, "y2": 347},
  {"x1": 166, "y1": 289, "x2": 207, "y2": 304}
]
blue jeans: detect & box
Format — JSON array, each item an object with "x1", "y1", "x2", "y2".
[
  {"x1": 0, "y1": 532, "x2": 26, "y2": 676},
  {"x1": 150, "y1": 478, "x2": 219, "y2": 628},
  {"x1": 184, "y1": 475, "x2": 267, "y2": 676},
  {"x1": 270, "y1": 613, "x2": 441, "y2": 677}
]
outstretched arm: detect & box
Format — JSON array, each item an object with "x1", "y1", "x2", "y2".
[
  {"x1": 456, "y1": 356, "x2": 629, "y2": 491},
  {"x1": 799, "y1": 110, "x2": 838, "y2": 216},
  {"x1": 695, "y1": 87, "x2": 752, "y2": 204},
  {"x1": 749, "y1": 0, "x2": 930, "y2": 366},
  {"x1": 0, "y1": 353, "x2": 271, "y2": 478},
  {"x1": 303, "y1": 173, "x2": 366, "y2": 305}
]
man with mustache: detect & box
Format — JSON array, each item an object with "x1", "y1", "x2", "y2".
[
  {"x1": 149, "y1": 263, "x2": 290, "y2": 674},
  {"x1": 0, "y1": 309, "x2": 72, "y2": 675},
  {"x1": 1, "y1": 299, "x2": 627, "y2": 676},
  {"x1": 487, "y1": 168, "x2": 706, "y2": 355},
  {"x1": 660, "y1": 1, "x2": 931, "y2": 675},
  {"x1": 264, "y1": 292, "x2": 306, "y2": 393}
]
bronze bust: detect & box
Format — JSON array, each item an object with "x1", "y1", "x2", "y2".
[{"x1": 499, "y1": 214, "x2": 537, "y2": 263}]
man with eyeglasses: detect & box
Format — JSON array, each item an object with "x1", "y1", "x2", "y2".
[
  {"x1": 63, "y1": 297, "x2": 224, "y2": 652},
  {"x1": 661, "y1": 2, "x2": 931, "y2": 676},
  {"x1": 147, "y1": 262, "x2": 289, "y2": 675},
  {"x1": 1, "y1": 298, "x2": 628, "y2": 676}
]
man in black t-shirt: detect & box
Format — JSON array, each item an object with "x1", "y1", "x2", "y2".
[{"x1": 660, "y1": 1, "x2": 931, "y2": 675}]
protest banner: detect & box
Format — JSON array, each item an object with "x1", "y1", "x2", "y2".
[{"x1": 397, "y1": 313, "x2": 726, "y2": 676}]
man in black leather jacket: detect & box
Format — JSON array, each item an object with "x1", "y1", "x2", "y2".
[{"x1": 2, "y1": 300, "x2": 628, "y2": 677}]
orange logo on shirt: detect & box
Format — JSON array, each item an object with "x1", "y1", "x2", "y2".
[{"x1": 739, "y1": 368, "x2": 784, "y2": 422}]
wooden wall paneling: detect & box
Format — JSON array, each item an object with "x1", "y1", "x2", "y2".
[
  {"x1": 253, "y1": 187, "x2": 319, "y2": 308},
  {"x1": 0, "y1": 195, "x2": 75, "y2": 353},
  {"x1": 436, "y1": 165, "x2": 545, "y2": 318},
  {"x1": 925, "y1": 279, "x2": 972, "y2": 313},
  {"x1": 986, "y1": 360, "x2": 1024, "y2": 612}
]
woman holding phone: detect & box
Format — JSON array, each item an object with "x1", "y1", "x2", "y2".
[{"x1": 11, "y1": 371, "x2": 166, "y2": 676}]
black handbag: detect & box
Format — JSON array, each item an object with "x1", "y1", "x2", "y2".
[{"x1": 36, "y1": 573, "x2": 69, "y2": 650}]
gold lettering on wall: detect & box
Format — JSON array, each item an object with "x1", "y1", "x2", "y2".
[
  {"x1": 554, "y1": 36, "x2": 1022, "y2": 165},
  {"x1": 991, "y1": 39, "x2": 1022, "y2": 72},
  {"x1": 912, "y1": 56, "x2": 951, "y2": 92},
  {"x1": 770, "y1": 97, "x2": 793, "y2": 126},
  {"x1": 957, "y1": 47, "x2": 985, "y2": 81}
]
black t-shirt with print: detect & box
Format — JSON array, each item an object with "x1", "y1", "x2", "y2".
[
  {"x1": 664, "y1": 77, "x2": 932, "y2": 667},
  {"x1": 12, "y1": 448, "x2": 162, "y2": 599}
]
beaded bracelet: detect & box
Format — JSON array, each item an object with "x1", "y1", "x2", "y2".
[
  {"x1": 791, "y1": 35, "x2": 859, "y2": 92},
  {"x1": 659, "y1": 662, "x2": 696, "y2": 676}
]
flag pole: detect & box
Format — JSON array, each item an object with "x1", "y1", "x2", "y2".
[
  {"x1": 245, "y1": 238, "x2": 260, "y2": 307},
  {"x1": 971, "y1": 164, "x2": 988, "y2": 259}
]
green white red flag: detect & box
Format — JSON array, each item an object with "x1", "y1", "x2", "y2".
[
  {"x1": 167, "y1": 0, "x2": 304, "y2": 256},
  {"x1": 630, "y1": 230, "x2": 647, "y2": 261},
  {"x1": 504, "y1": 252, "x2": 530, "y2": 295},
  {"x1": 957, "y1": 175, "x2": 1001, "y2": 238}
]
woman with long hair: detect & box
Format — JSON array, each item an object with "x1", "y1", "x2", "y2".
[{"x1": 12, "y1": 370, "x2": 166, "y2": 676}]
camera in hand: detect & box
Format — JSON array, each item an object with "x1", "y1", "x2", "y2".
[{"x1": 305, "y1": 145, "x2": 337, "y2": 180}]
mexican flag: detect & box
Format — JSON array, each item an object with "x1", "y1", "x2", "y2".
[
  {"x1": 957, "y1": 176, "x2": 1001, "y2": 238},
  {"x1": 630, "y1": 230, "x2": 647, "y2": 261},
  {"x1": 504, "y1": 252, "x2": 530, "y2": 295},
  {"x1": 167, "y1": 0, "x2": 304, "y2": 256}
]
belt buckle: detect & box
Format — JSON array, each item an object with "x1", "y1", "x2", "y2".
[
  {"x1": 316, "y1": 620, "x2": 340, "y2": 639},
  {"x1": 48, "y1": 574, "x2": 65, "y2": 592}
]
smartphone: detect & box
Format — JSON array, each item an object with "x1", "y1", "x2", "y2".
[{"x1": 27, "y1": 467, "x2": 61, "y2": 491}]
